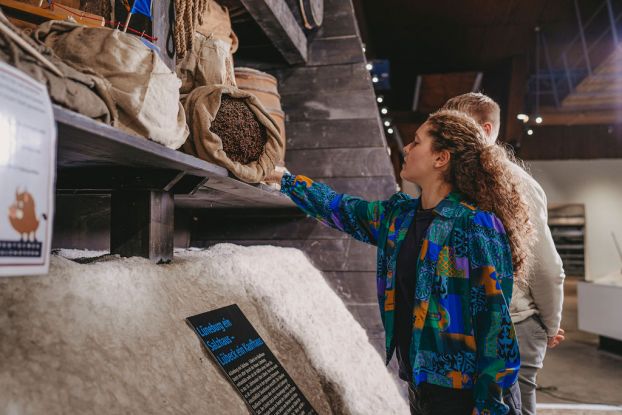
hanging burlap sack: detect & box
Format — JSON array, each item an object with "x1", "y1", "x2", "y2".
[
  {"x1": 176, "y1": 32, "x2": 236, "y2": 94},
  {"x1": 173, "y1": 0, "x2": 238, "y2": 59},
  {"x1": 0, "y1": 10, "x2": 114, "y2": 124},
  {"x1": 176, "y1": 0, "x2": 238, "y2": 94},
  {"x1": 33, "y1": 21, "x2": 188, "y2": 149},
  {"x1": 195, "y1": 0, "x2": 239, "y2": 53},
  {"x1": 182, "y1": 84, "x2": 284, "y2": 183}
]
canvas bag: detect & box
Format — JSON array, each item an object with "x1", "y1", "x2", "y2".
[
  {"x1": 195, "y1": 0, "x2": 239, "y2": 53},
  {"x1": 176, "y1": 32, "x2": 236, "y2": 95},
  {"x1": 0, "y1": 10, "x2": 114, "y2": 123},
  {"x1": 34, "y1": 21, "x2": 188, "y2": 149},
  {"x1": 182, "y1": 84, "x2": 284, "y2": 183},
  {"x1": 176, "y1": 0, "x2": 238, "y2": 94}
]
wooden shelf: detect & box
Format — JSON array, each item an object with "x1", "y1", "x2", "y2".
[
  {"x1": 55, "y1": 105, "x2": 226, "y2": 176},
  {"x1": 54, "y1": 105, "x2": 293, "y2": 261},
  {"x1": 177, "y1": 178, "x2": 293, "y2": 209},
  {"x1": 55, "y1": 105, "x2": 291, "y2": 206}
]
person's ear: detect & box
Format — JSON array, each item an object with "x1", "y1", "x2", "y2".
[
  {"x1": 482, "y1": 122, "x2": 493, "y2": 137},
  {"x1": 434, "y1": 150, "x2": 451, "y2": 169}
]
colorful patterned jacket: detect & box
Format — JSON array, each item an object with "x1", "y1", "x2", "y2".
[{"x1": 281, "y1": 173, "x2": 520, "y2": 415}]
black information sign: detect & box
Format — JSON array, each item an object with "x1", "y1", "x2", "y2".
[{"x1": 186, "y1": 304, "x2": 317, "y2": 415}]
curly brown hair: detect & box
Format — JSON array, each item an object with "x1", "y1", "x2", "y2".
[{"x1": 427, "y1": 110, "x2": 534, "y2": 284}]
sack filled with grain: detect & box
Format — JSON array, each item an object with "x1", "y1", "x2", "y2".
[
  {"x1": 234, "y1": 67, "x2": 286, "y2": 166},
  {"x1": 182, "y1": 84, "x2": 284, "y2": 183},
  {"x1": 33, "y1": 21, "x2": 188, "y2": 149}
]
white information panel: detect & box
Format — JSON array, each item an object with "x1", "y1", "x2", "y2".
[{"x1": 0, "y1": 62, "x2": 56, "y2": 276}]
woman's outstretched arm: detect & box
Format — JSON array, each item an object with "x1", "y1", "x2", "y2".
[
  {"x1": 277, "y1": 171, "x2": 392, "y2": 246},
  {"x1": 468, "y1": 211, "x2": 520, "y2": 415}
]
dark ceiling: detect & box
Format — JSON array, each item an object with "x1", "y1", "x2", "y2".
[{"x1": 353, "y1": 0, "x2": 606, "y2": 111}]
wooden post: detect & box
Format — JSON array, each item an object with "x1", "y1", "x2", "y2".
[{"x1": 110, "y1": 190, "x2": 174, "y2": 263}]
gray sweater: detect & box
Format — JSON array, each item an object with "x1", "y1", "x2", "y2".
[{"x1": 509, "y1": 163, "x2": 566, "y2": 336}]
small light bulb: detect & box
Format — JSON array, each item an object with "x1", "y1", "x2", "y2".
[
  {"x1": 377, "y1": 96, "x2": 384, "y2": 103},
  {"x1": 387, "y1": 128, "x2": 394, "y2": 134},
  {"x1": 381, "y1": 108, "x2": 388, "y2": 114},
  {"x1": 384, "y1": 120, "x2": 390, "y2": 127},
  {"x1": 372, "y1": 76, "x2": 379, "y2": 83},
  {"x1": 362, "y1": 46, "x2": 366, "y2": 53},
  {"x1": 366, "y1": 63, "x2": 373, "y2": 71},
  {"x1": 387, "y1": 147, "x2": 392, "y2": 156},
  {"x1": 535, "y1": 116, "x2": 543, "y2": 124},
  {"x1": 516, "y1": 114, "x2": 529, "y2": 123},
  {"x1": 527, "y1": 129, "x2": 534, "y2": 136}
]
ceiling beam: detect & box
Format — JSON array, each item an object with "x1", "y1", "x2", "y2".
[
  {"x1": 518, "y1": 123, "x2": 622, "y2": 160},
  {"x1": 238, "y1": 0, "x2": 308, "y2": 65},
  {"x1": 528, "y1": 107, "x2": 622, "y2": 126}
]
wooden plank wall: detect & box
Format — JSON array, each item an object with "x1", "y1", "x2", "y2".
[
  {"x1": 189, "y1": 0, "x2": 398, "y2": 359},
  {"x1": 50, "y1": 0, "x2": 399, "y2": 366}
]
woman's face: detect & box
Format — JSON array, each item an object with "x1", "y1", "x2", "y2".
[{"x1": 400, "y1": 122, "x2": 443, "y2": 185}]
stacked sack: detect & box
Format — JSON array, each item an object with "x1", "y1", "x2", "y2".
[
  {"x1": 0, "y1": 9, "x2": 114, "y2": 124},
  {"x1": 33, "y1": 20, "x2": 188, "y2": 149}
]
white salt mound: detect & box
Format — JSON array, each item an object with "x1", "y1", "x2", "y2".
[{"x1": 0, "y1": 244, "x2": 407, "y2": 414}]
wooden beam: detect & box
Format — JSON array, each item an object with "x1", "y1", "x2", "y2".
[
  {"x1": 528, "y1": 107, "x2": 622, "y2": 126},
  {"x1": 415, "y1": 72, "x2": 482, "y2": 114},
  {"x1": 238, "y1": 0, "x2": 307, "y2": 65},
  {"x1": 110, "y1": 190, "x2": 174, "y2": 263},
  {"x1": 285, "y1": 148, "x2": 395, "y2": 178},
  {"x1": 56, "y1": 168, "x2": 183, "y2": 192},
  {"x1": 55, "y1": 167, "x2": 208, "y2": 194},
  {"x1": 518, "y1": 123, "x2": 622, "y2": 160}
]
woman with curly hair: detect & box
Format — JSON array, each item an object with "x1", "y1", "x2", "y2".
[{"x1": 268, "y1": 110, "x2": 532, "y2": 415}]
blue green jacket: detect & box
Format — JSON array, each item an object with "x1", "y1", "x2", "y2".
[{"x1": 281, "y1": 173, "x2": 520, "y2": 415}]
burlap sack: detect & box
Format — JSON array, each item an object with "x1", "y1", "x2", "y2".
[
  {"x1": 33, "y1": 21, "x2": 188, "y2": 149},
  {"x1": 196, "y1": 0, "x2": 239, "y2": 53},
  {"x1": 0, "y1": 10, "x2": 114, "y2": 123},
  {"x1": 176, "y1": 32, "x2": 236, "y2": 95},
  {"x1": 182, "y1": 84, "x2": 284, "y2": 183}
]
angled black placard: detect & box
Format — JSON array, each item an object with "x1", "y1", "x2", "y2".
[{"x1": 187, "y1": 304, "x2": 317, "y2": 415}]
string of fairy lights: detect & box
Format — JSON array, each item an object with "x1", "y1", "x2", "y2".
[
  {"x1": 365, "y1": 34, "x2": 549, "y2": 145},
  {"x1": 364, "y1": 51, "x2": 395, "y2": 139}
]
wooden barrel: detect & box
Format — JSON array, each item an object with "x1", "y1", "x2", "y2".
[
  {"x1": 234, "y1": 67, "x2": 286, "y2": 163},
  {"x1": 299, "y1": 0, "x2": 323, "y2": 29}
]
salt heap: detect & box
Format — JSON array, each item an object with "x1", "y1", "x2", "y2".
[{"x1": 0, "y1": 244, "x2": 407, "y2": 414}]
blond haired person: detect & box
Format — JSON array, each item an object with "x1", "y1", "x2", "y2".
[{"x1": 443, "y1": 93, "x2": 566, "y2": 415}]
